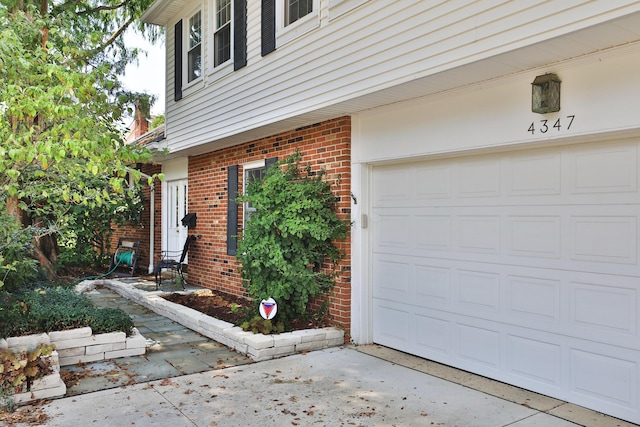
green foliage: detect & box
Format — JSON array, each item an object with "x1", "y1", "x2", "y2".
[
  {"x1": 236, "y1": 153, "x2": 350, "y2": 326},
  {"x1": 0, "y1": 344, "x2": 55, "y2": 395},
  {"x1": 0, "y1": 287, "x2": 134, "y2": 338},
  {"x1": 149, "y1": 114, "x2": 165, "y2": 130},
  {"x1": 0, "y1": 0, "x2": 162, "y2": 277},
  {"x1": 240, "y1": 316, "x2": 286, "y2": 335},
  {"x1": 0, "y1": 209, "x2": 40, "y2": 292},
  {"x1": 87, "y1": 307, "x2": 135, "y2": 335}
]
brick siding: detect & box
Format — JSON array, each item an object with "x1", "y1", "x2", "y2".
[{"x1": 187, "y1": 117, "x2": 352, "y2": 334}]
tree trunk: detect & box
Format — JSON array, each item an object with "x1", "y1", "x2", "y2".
[
  {"x1": 7, "y1": 196, "x2": 59, "y2": 282},
  {"x1": 32, "y1": 221, "x2": 59, "y2": 282},
  {"x1": 32, "y1": 241, "x2": 57, "y2": 281}
]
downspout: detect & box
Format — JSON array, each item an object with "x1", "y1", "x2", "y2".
[
  {"x1": 128, "y1": 166, "x2": 156, "y2": 274},
  {"x1": 148, "y1": 183, "x2": 155, "y2": 274}
]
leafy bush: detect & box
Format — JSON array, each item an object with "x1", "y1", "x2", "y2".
[
  {"x1": 0, "y1": 210, "x2": 40, "y2": 292},
  {"x1": 236, "y1": 152, "x2": 350, "y2": 326},
  {"x1": 0, "y1": 287, "x2": 134, "y2": 338},
  {"x1": 1, "y1": 344, "x2": 55, "y2": 394},
  {"x1": 87, "y1": 307, "x2": 135, "y2": 335}
]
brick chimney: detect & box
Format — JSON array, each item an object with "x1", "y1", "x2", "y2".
[{"x1": 134, "y1": 104, "x2": 149, "y2": 138}]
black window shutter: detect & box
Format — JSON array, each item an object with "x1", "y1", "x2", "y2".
[
  {"x1": 234, "y1": 0, "x2": 247, "y2": 70},
  {"x1": 174, "y1": 20, "x2": 183, "y2": 102},
  {"x1": 261, "y1": 0, "x2": 276, "y2": 56},
  {"x1": 227, "y1": 165, "x2": 239, "y2": 255},
  {"x1": 265, "y1": 157, "x2": 278, "y2": 169}
]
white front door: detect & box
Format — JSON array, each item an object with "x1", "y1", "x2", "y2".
[{"x1": 166, "y1": 179, "x2": 188, "y2": 254}]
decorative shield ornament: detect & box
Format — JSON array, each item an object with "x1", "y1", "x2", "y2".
[{"x1": 259, "y1": 297, "x2": 277, "y2": 320}]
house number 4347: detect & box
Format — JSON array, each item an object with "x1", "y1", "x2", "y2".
[{"x1": 527, "y1": 115, "x2": 575, "y2": 134}]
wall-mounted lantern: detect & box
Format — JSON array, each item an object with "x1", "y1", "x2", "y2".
[{"x1": 531, "y1": 73, "x2": 561, "y2": 114}]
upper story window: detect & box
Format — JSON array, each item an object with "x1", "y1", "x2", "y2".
[
  {"x1": 214, "y1": 0, "x2": 232, "y2": 66},
  {"x1": 187, "y1": 10, "x2": 202, "y2": 82},
  {"x1": 285, "y1": 0, "x2": 312, "y2": 26}
]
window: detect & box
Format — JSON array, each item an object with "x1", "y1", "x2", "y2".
[
  {"x1": 243, "y1": 163, "x2": 266, "y2": 224},
  {"x1": 214, "y1": 0, "x2": 232, "y2": 66},
  {"x1": 267, "y1": 0, "x2": 319, "y2": 48},
  {"x1": 285, "y1": 0, "x2": 313, "y2": 26},
  {"x1": 187, "y1": 10, "x2": 202, "y2": 82}
]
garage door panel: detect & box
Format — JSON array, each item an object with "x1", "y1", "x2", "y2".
[
  {"x1": 373, "y1": 141, "x2": 640, "y2": 209},
  {"x1": 570, "y1": 215, "x2": 637, "y2": 264},
  {"x1": 507, "y1": 334, "x2": 562, "y2": 388},
  {"x1": 507, "y1": 275, "x2": 561, "y2": 322},
  {"x1": 457, "y1": 322, "x2": 501, "y2": 369},
  {"x1": 569, "y1": 279, "x2": 637, "y2": 339},
  {"x1": 373, "y1": 295, "x2": 640, "y2": 418},
  {"x1": 374, "y1": 207, "x2": 640, "y2": 276},
  {"x1": 568, "y1": 142, "x2": 638, "y2": 194},
  {"x1": 458, "y1": 269, "x2": 500, "y2": 311},
  {"x1": 570, "y1": 346, "x2": 639, "y2": 414},
  {"x1": 507, "y1": 153, "x2": 562, "y2": 196},
  {"x1": 457, "y1": 159, "x2": 501, "y2": 198},
  {"x1": 372, "y1": 300, "x2": 411, "y2": 349},
  {"x1": 374, "y1": 254, "x2": 640, "y2": 349},
  {"x1": 508, "y1": 215, "x2": 561, "y2": 259}
]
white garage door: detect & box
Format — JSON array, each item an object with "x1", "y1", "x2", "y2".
[{"x1": 372, "y1": 138, "x2": 640, "y2": 423}]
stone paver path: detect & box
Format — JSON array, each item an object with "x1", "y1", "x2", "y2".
[{"x1": 61, "y1": 285, "x2": 253, "y2": 396}]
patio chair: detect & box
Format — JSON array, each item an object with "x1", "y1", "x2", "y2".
[
  {"x1": 109, "y1": 238, "x2": 140, "y2": 277},
  {"x1": 153, "y1": 235, "x2": 196, "y2": 290}
]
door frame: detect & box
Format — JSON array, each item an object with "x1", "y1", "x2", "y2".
[{"x1": 161, "y1": 157, "x2": 189, "y2": 256}]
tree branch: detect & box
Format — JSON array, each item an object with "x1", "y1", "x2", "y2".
[{"x1": 75, "y1": 0, "x2": 128, "y2": 15}]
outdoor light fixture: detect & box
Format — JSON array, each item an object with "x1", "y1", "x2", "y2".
[{"x1": 531, "y1": 73, "x2": 561, "y2": 114}]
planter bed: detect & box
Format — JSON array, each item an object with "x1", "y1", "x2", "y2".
[
  {"x1": 1, "y1": 327, "x2": 146, "y2": 403},
  {"x1": 77, "y1": 279, "x2": 345, "y2": 362}
]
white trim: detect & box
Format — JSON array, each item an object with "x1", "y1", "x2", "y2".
[
  {"x1": 350, "y1": 159, "x2": 373, "y2": 345},
  {"x1": 242, "y1": 159, "x2": 266, "y2": 170},
  {"x1": 161, "y1": 158, "x2": 189, "y2": 255},
  {"x1": 185, "y1": 8, "x2": 203, "y2": 84},
  {"x1": 242, "y1": 159, "x2": 266, "y2": 226},
  {"x1": 208, "y1": 0, "x2": 234, "y2": 76}
]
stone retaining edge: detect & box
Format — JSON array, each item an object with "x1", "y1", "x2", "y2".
[{"x1": 82, "y1": 279, "x2": 345, "y2": 362}]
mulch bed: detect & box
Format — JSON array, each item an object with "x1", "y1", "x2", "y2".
[
  {"x1": 163, "y1": 290, "x2": 250, "y2": 325},
  {"x1": 162, "y1": 289, "x2": 332, "y2": 331}
]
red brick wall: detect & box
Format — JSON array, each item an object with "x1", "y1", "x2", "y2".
[
  {"x1": 187, "y1": 117, "x2": 352, "y2": 334},
  {"x1": 110, "y1": 164, "x2": 162, "y2": 274}
]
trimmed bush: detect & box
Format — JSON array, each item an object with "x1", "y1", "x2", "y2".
[
  {"x1": 0, "y1": 287, "x2": 134, "y2": 338},
  {"x1": 236, "y1": 153, "x2": 350, "y2": 326}
]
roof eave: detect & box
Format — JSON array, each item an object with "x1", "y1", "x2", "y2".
[{"x1": 141, "y1": 0, "x2": 172, "y2": 26}]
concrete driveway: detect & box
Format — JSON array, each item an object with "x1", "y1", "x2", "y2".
[{"x1": 12, "y1": 346, "x2": 591, "y2": 427}]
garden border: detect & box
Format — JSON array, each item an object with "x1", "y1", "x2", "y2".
[{"x1": 77, "y1": 279, "x2": 345, "y2": 361}]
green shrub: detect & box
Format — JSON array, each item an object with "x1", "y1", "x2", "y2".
[
  {"x1": 236, "y1": 152, "x2": 350, "y2": 326},
  {"x1": 0, "y1": 287, "x2": 134, "y2": 338},
  {"x1": 0, "y1": 210, "x2": 40, "y2": 292},
  {"x1": 88, "y1": 307, "x2": 134, "y2": 335}
]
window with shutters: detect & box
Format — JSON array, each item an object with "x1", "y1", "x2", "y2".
[
  {"x1": 187, "y1": 10, "x2": 202, "y2": 82},
  {"x1": 214, "y1": 0, "x2": 232, "y2": 67}
]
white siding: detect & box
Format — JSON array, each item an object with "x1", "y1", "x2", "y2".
[{"x1": 161, "y1": 1, "x2": 640, "y2": 153}]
